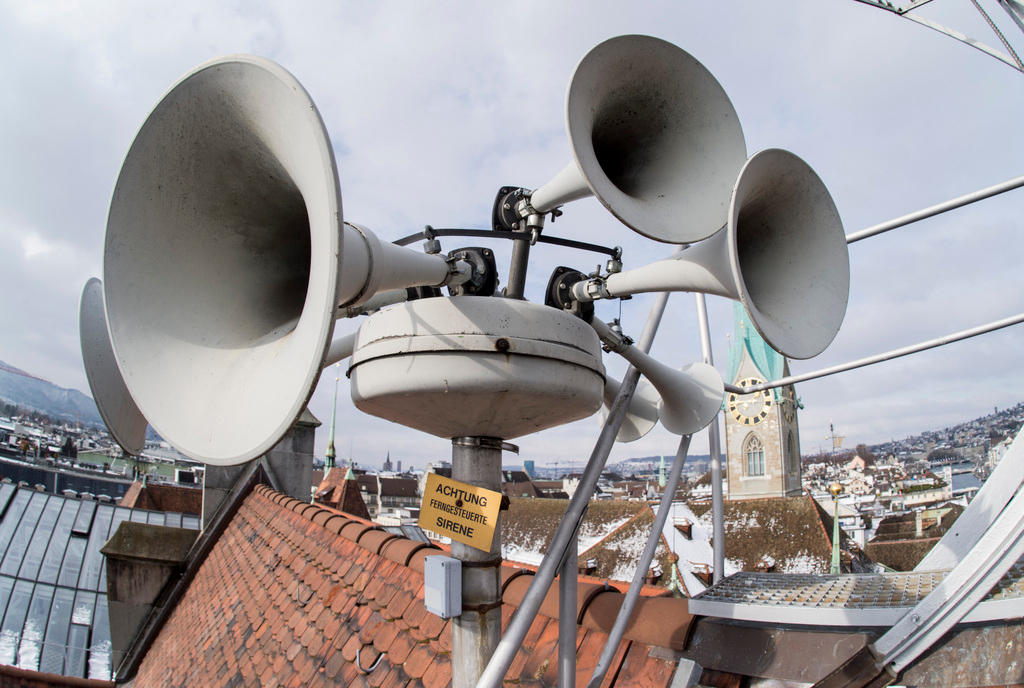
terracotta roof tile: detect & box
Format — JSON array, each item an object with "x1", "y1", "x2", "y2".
[
  {"x1": 130, "y1": 484, "x2": 697, "y2": 687},
  {"x1": 613, "y1": 642, "x2": 677, "y2": 688},
  {"x1": 381, "y1": 537, "x2": 429, "y2": 566},
  {"x1": 402, "y1": 641, "x2": 435, "y2": 680},
  {"x1": 381, "y1": 665, "x2": 411, "y2": 688},
  {"x1": 505, "y1": 614, "x2": 550, "y2": 680},
  {"x1": 421, "y1": 656, "x2": 452, "y2": 688},
  {"x1": 520, "y1": 615, "x2": 561, "y2": 681}
]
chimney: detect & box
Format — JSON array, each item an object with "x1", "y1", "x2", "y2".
[
  {"x1": 202, "y1": 409, "x2": 320, "y2": 528},
  {"x1": 101, "y1": 522, "x2": 198, "y2": 669}
]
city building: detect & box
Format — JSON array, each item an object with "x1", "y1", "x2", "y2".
[{"x1": 723, "y1": 304, "x2": 803, "y2": 500}]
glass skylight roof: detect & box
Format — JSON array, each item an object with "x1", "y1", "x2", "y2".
[{"x1": 0, "y1": 482, "x2": 199, "y2": 679}]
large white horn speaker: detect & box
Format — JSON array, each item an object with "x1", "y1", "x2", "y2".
[
  {"x1": 601, "y1": 376, "x2": 659, "y2": 443},
  {"x1": 530, "y1": 34, "x2": 746, "y2": 244},
  {"x1": 102, "y1": 56, "x2": 454, "y2": 465},
  {"x1": 79, "y1": 278, "x2": 147, "y2": 455},
  {"x1": 587, "y1": 149, "x2": 850, "y2": 359},
  {"x1": 591, "y1": 319, "x2": 723, "y2": 435}
]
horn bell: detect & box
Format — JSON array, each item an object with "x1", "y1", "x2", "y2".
[
  {"x1": 590, "y1": 318, "x2": 724, "y2": 435},
  {"x1": 599, "y1": 149, "x2": 850, "y2": 359},
  {"x1": 79, "y1": 278, "x2": 147, "y2": 455},
  {"x1": 602, "y1": 376, "x2": 660, "y2": 443},
  {"x1": 103, "y1": 55, "x2": 343, "y2": 466},
  {"x1": 531, "y1": 34, "x2": 747, "y2": 244},
  {"x1": 727, "y1": 148, "x2": 850, "y2": 359}
]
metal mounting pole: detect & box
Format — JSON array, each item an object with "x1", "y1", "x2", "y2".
[
  {"x1": 450, "y1": 436, "x2": 504, "y2": 688},
  {"x1": 830, "y1": 489, "x2": 842, "y2": 575},
  {"x1": 586, "y1": 434, "x2": 692, "y2": 688},
  {"x1": 505, "y1": 236, "x2": 531, "y2": 300},
  {"x1": 477, "y1": 292, "x2": 671, "y2": 688},
  {"x1": 558, "y1": 530, "x2": 578, "y2": 688},
  {"x1": 696, "y1": 294, "x2": 725, "y2": 582}
]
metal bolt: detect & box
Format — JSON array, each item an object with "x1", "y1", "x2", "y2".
[{"x1": 495, "y1": 338, "x2": 510, "y2": 353}]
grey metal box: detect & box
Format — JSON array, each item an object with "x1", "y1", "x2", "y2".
[{"x1": 424, "y1": 555, "x2": 462, "y2": 619}]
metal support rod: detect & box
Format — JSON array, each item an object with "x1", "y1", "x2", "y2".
[
  {"x1": 970, "y1": 0, "x2": 1024, "y2": 70},
  {"x1": 586, "y1": 434, "x2": 692, "y2": 688},
  {"x1": 477, "y1": 292, "x2": 672, "y2": 688},
  {"x1": 846, "y1": 174, "x2": 1024, "y2": 244},
  {"x1": 999, "y1": 0, "x2": 1024, "y2": 35},
  {"x1": 450, "y1": 437, "x2": 504, "y2": 688},
  {"x1": 696, "y1": 294, "x2": 725, "y2": 583},
  {"x1": 874, "y1": 464, "x2": 1024, "y2": 672},
  {"x1": 725, "y1": 311, "x2": 1024, "y2": 395},
  {"x1": 504, "y1": 236, "x2": 531, "y2": 299},
  {"x1": 830, "y1": 493, "x2": 842, "y2": 575},
  {"x1": 558, "y1": 530, "x2": 578, "y2": 688}
]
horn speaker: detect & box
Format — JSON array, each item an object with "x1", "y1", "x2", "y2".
[
  {"x1": 529, "y1": 34, "x2": 747, "y2": 244},
  {"x1": 590, "y1": 319, "x2": 724, "y2": 436},
  {"x1": 577, "y1": 149, "x2": 850, "y2": 359},
  {"x1": 79, "y1": 278, "x2": 147, "y2": 455},
  {"x1": 101, "y1": 56, "x2": 460, "y2": 465},
  {"x1": 601, "y1": 376, "x2": 660, "y2": 443}
]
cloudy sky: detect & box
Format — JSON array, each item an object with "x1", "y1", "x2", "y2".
[{"x1": 1, "y1": 1, "x2": 1022, "y2": 471}]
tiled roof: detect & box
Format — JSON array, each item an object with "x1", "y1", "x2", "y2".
[
  {"x1": 356, "y1": 474, "x2": 378, "y2": 495},
  {"x1": 503, "y1": 499, "x2": 647, "y2": 568},
  {"x1": 691, "y1": 496, "x2": 862, "y2": 574},
  {"x1": 378, "y1": 477, "x2": 418, "y2": 498},
  {"x1": 129, "y1": 484, "x2": 698, "y2": 687},
  {"x1": 117, "y1": 481, "x2": 202, "y2": 515},
  {"x1": 314, "y1": 470, "x2": 371, "y2": 520}
]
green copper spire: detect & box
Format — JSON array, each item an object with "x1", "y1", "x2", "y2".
[
  {"x1": 726, "y1": 302, "x2": 785, "y2": 400},
  {"x1": 325, "y1": 363, "x2": 340, "y2": 475}
]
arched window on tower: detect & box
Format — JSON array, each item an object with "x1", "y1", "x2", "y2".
[{"x1": 744, "y1": 433, "x2": 765, "y2": 476}]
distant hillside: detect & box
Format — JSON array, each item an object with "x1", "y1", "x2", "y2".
[
  {"x1": 0, "y1": 360, "x2": 102, "y2": 425},
  {"x1": 611, "y1": 453, "x2": 716, "y2": 472}
]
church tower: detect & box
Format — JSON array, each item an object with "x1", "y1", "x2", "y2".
[{"x1": 724, "y1": 303, "x2": 802, "y2": 499}]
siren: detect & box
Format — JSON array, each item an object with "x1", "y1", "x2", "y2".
[
  {"x1": 590, "y1": 319, "x2": 723, "y2": 435},
  {"x1": 573, "y1": 149, "x2": 850, "y2": 359},
  {"x1": 601, "y1": 376, "x2": 660, "y2": 443},
  {"x1": 79, "y1": 278, "x2": 147, "y2": 455},
  {"x1": 100, "y1": 56, "x2": 476, "y2": 465},
  {"x1": 526, "y1": 34, "x2": 747, "y2": 244}
]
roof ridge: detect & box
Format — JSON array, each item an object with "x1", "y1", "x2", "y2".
[{"x1": 578, "y1": 503, "x2": 652, "y2": 560}]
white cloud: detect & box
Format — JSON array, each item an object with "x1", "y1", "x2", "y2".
[
  {"x1": 20, "y1": 233, "x2": 53, "y2": 259},
  {"x1": 0, "y1": 0, "x2": 1021, "y2": 468}
]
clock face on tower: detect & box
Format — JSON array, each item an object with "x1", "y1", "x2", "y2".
[{"x1": 728, "y1": 377, "x2": 772, "y2": 425}]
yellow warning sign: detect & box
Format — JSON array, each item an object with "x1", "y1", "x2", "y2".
[{"x1": 418, "y1": 472, "x2": 501, "y2": 551}]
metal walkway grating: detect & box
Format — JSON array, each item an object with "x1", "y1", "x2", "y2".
[{"x1": 688, "y1": 562, "x2": 1024, "y2": 626}]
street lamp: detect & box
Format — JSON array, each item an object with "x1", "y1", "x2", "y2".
[{"x1": 829, "y1": 481, "x2": 843, "y2": 574}]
